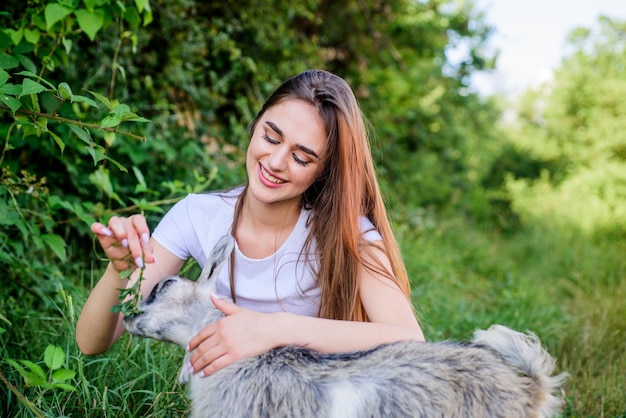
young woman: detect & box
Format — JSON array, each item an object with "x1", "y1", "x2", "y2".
[{"x1": 76, "y1": 69, "x2": 425, "y2": 377}]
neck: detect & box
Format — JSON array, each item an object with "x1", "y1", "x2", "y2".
[
  {"x1": 242, "y1": 190, "x2": 301, "y2": 233},
  {"x1": 234, "y1": 189, "x2": 302, "y2": 259}
]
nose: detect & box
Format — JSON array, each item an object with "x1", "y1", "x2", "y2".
[{"x1": 267, "y1": 146, "x2": 289, "y2": 172}]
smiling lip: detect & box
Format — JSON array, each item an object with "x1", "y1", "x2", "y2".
[{"x1": 258, "y1": 163, "x2": 287, "y2": 186}]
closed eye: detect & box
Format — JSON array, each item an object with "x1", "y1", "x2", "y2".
[
  {"x1": 262, "y1": 134, "x2": 310, "y2": 167},
  {"x1": 160, "y1": 278, "x2": 176, "y2": 290},
  {"x1": 262, "y1": 133, "x2": 279, "y2": 145},
  {"x1": 292, "y1": 153, "x2": 309, "y2": 167}
]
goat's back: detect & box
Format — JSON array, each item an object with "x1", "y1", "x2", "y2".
[{"x1": 188, "y1": 339, "x2": 560, "y2": 418}]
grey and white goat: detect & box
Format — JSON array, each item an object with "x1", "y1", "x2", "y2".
[{"x1": 123, "y1": 235, "x2": 567, "y2": 418}]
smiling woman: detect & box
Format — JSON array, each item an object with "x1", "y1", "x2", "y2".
[{"x1": 76, "y1": 69, "x2": 424, "y2": 379}]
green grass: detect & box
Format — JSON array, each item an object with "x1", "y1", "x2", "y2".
[
  {"x1": 1, "y1": 211, "x2": 625, "y2": 417},
  {"x1": 399, "y1": 209, "x2": 626, "y2": 417}
]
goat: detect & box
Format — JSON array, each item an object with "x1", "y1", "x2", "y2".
[{"x1": 124, "y1": 235, "x2": 567, "y2": 418}]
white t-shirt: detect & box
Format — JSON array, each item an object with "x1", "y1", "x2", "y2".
[{"x1": 152, "y1": 187, "x2": 381, "y2": 316}]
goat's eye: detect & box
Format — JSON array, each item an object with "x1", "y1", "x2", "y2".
[{"x1": 161, "y1": 278, "x2": 176, "y2": 289}]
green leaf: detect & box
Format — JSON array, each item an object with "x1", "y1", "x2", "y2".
[
  {"x1": 0, "y1": 69, "x2": 9, "y2": 87},
  {"x1": 18, "y1": 78, "x2": 49, "y2": 97},
  {"x1": 6, "y1": 359, "x2": 27, "y2": 376},
  {"x1": 124, "y1": 115, "x2": 150, "y2": 123},
  {"x1": 22, "y1": 92, "x2": 41, "y2": 113},
  {"x1": 124, "y1": 7, "x2": 140, "y2": 29},
  {"x1": 83, "y1": 0, "x2": 98, "y2": 11},
  {"x1": 113, "y1": 103, "x2": 130, "y2": 114},
  {"x1": 23, "y1": 28, "x2": 40, "y2": 45},
  {"x1": 0, "y1": 51, "x2": 19, "y2": 69},
  {"x1": 72, "y1": 94, "x2": 98, "y2": 107},
  {"x1": 58, "y1": 0, "x2": 80, "y2": 8},
  {"x1": 135, "y1": 0, "x2": 148, "y2": 12},
  {"x1": 5, "y1": 28, "x2": 23, "y2": 46},
  {"x1": 57, "y1": 82, "x2": 73, "y2": 100},
  {"x1": 0, "y1": 83, "x2": 21, "y2": 95},
  {"x1": 21, "y1": 122, "x2": 40, "y2": 138},
  {"x1": 44, "y1": 345, "x2": 65, "y2": 371},
  {"x1": 7, "y1": 359, "x2": 47, "y2": 387},
  {"x1": 53, "y1": 382, "x2": 78, "y2": 392},
  {"x1": 0, "y1": 31, "x2": 12, "y2": 49},
  {"x1": 141, "y1": 2, "x2": 153, "y2": 26},
  {"x1": 17, "y1": 54, "x2": 37, "y2": 73},
  {"x1": 45, "y1": 3, "x2": 74, "y2": 30},
  {"x1": 89, "y1": 167, "x2": 124, "y2": 204},
  {"x1": 49, "y1": 130, "x2": 66, "y2": 153},
  {"x1": 16, "y1": 71, "x2": 56, "y2": 89},
  {"x1": 69, "y1": 201, "x2": 97, "y2": 225},
  {"x1": 105, "y1": 155, "x2": 128, "y2": 173},
  {"x1": 14, "y1": 41, "x2": 36, "y2": 54},
  {"x1": 86, "y1": 89, "x2": 114, "y2": 110},
  {"x1": 68, "y1": 124, "x2": 92, "y2": 143},
  {"x1": 0, "y1": 94, "x2": 21, "y2": 113},
  {"x1": 132, "y1": 166, "x2": 147, "y2": 188},
  {"x1": 61, "y1": 37, "x2": 72, "y2": 54},
  {"x1": 75, "y1": 8, "x2": 104, "y2": 41},
  {"x1": 100, "y1": 112, "x2": 123, "y2": 129},
  {"x1": 85, "y1": 144, "x2": 106, "y2": 165},
  {"x1": 21, "y1": 360, "x2": 47, "y2": 380},
  {"x1": 52, "y1": 368, "x2": 76, "y2": 382},
  {"x1": 41, "y1": 233, "x2": 67, "y2": 261}
]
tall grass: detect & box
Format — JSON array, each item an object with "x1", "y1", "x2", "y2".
[
  {"x1": 1, "y1": 207, "x2": 624, "y2": 417},
  {"x1": 1, "y1": 283, "x2": 189, "y2": 417},
  {"x1": 397, "y1": 200, "x2": 626, "y2": 416}
]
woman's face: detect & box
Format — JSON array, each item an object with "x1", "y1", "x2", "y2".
[{"x1": 246, "y1": 99, "x2": 327, "y2": 207}]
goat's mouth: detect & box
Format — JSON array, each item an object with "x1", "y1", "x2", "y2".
[{"x1": 123, "y1": 310, "x2": 144, "y2": 321}]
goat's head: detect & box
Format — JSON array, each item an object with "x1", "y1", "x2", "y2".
[{"x1": 123, "y1": 235, "x2": 235, "y2": 348}]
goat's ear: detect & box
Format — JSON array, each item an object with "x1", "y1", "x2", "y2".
[{"x1": 198, "y1": 235, "x2": 235, "y2": 289}]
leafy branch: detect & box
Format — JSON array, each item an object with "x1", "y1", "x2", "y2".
[
  {"x1": 0, "y1": 104, "x2": 148, "y2": 142},
  {"x1": 111, "y1": 257, "x2": 146, "y2": 317}
]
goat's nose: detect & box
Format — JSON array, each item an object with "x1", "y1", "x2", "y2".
[{"x1": 124, "y1": 311, "x2": 140, "y2": 320}]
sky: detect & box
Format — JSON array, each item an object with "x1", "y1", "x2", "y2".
[{"x1": 470, "y1": 0, "x2": 626, "y2": 97}]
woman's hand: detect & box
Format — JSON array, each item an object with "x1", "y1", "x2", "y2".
[
  {"x1": 91, "y1": 215, "x2": 155, "y2": 273},
  {"x1": 187, "y1": 295, "x2": 284, "y2": 377}
]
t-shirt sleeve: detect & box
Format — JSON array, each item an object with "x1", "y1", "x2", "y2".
[
  {"x1": 152, "y1": 195, "x2": 198, "y2": 260},
  {"x1": 359, "y1": 216, "x2": 383, "y2": 242}
]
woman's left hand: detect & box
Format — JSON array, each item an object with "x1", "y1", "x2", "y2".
[{"x1": 186, "y1": 294, "x2": 283, "y2": 377}]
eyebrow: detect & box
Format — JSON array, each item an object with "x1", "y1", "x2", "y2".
[{"x1": 265, "y1": 121, "x2": 321, "y2": 159}]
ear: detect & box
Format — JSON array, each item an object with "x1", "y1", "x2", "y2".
[
  {"x1": 197, "y1": 235, "x2": 235, "y2": 290},
  {"x1": 178, "y1": 352, "x2": 192, "y2": 384}
]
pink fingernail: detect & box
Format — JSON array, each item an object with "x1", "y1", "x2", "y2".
[
  {"x1": 135, "y1": 257, "x2": 144, "y2": 269},
  {"x1": 122, "y1": 239, "x2": 129, "y2": 248},
  {"x1": 142, "y1": 233, "x2": 149, "y2": 244},
  {"x1": 188, "y1": 361, "x2": 194, "y2": 373},
  {"x1": 101, "y1": 227, "x2": 113, "y2": 236}
]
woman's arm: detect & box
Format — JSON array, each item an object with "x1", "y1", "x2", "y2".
[
  {"x1": 76, "y1": 218, "x2": 185, "y2": 355},
  {"x1": 188, "y1": 241, "x2": 424, "y2": 376},
  {"x1": 286, "y1": 242, "x2": 424, "y2": 350}
]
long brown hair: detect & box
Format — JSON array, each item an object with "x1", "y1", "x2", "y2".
[{"x1": 232, "y1": 69, "x2": 410, "y2": 321}]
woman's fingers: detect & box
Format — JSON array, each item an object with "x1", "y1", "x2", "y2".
[
  {"x1": 188, "y1": 329, "x2": 243, "y2": 377},
  {"x1": 91, "y1": 215, "x2": 155, "y2": 270},
  {"x1": 91, "y1": 222, "x2": 113, "y2": 237},
  {"x1": 188, "y1": 336, "x2": 223, "y2": 374}
]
